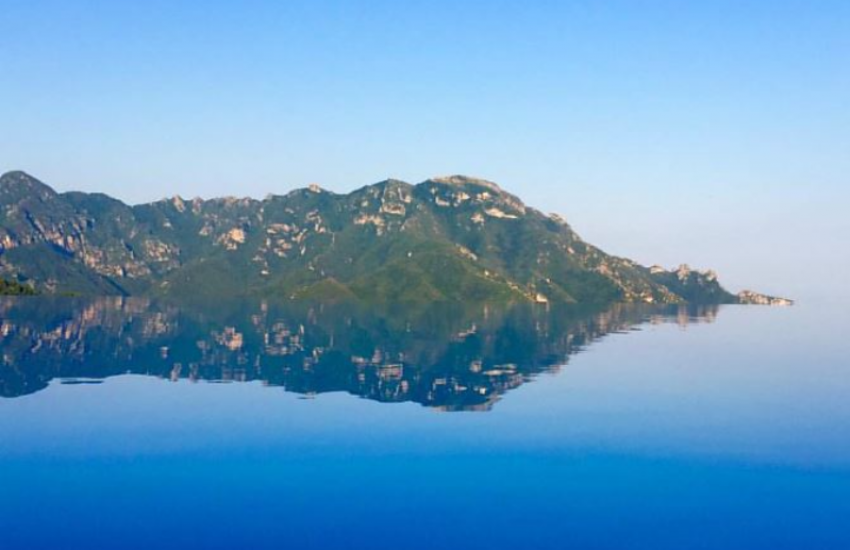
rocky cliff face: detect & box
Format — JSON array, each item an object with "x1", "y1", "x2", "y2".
[{"x1": 0, "y1": 171, "x2": 791, "y2": 304}]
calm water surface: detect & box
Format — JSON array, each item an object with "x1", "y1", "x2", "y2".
[{"x1": 0, "y1": 298, "x2": 848, "y2": 549}]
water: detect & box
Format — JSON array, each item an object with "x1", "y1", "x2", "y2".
[{"x1": 0, "y1": 298, "x2": 848, "y2": 549}]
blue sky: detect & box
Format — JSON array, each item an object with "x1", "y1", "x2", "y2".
[{"x1": 1, "y1": 0, "x2": 847, "y2": 298}]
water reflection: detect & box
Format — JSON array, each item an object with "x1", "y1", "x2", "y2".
[{"x1": 0, "y1": 298, "x2": 717, "y2": 410}]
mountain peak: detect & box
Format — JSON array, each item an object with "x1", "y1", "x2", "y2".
[
  {"x1": 0, "y1": 171, "x2": 58, "y2": 201},
  {"x1": 374, "y1": 178, "x2": 413, "y2": 189},
  {"x1": 429, "y1": 175, "x2": 503, "y2": 192}
]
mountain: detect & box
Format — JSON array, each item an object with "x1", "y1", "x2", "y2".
[{"x1": 0, "y1": 170, "x2": 791, "y2": 305}]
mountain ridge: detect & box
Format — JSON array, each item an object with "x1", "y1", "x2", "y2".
[{"x1": 0, "y1": 170, "x2": 792, "y2": 305}]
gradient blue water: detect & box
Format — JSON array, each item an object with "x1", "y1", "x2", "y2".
[{"x1": 1, "y1": 300, "x2": 848, "y2": 549}]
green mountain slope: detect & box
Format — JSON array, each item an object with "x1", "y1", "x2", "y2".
[{"x1": 0, "y1": 171, "x2": 791, "y2": 305}]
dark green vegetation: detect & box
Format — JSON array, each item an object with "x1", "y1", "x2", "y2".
[
  {"x1": 0, "y1": 278, "x2": 36, "y2": 296},
  {"x1": 0, "y1": 171, "x2": 789, "y2": 304}
]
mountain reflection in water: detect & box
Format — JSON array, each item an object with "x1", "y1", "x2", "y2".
[{"x1": 0, "y1": 298, "x2": 718, "y2": 410}]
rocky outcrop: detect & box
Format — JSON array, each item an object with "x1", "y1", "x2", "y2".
[{"x1": 736, "y1": 290, "x2": 794, "y2": 306}]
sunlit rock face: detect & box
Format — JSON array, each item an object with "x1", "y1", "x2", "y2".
[
  {"x1": 0, "y1": 297, "x2": 719, "y2": 409},
  {"x1": 0, "y1": 171, "x2": 789, "y2": 305}
]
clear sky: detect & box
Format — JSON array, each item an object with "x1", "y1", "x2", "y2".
[{"x1": 1, "y1": 0, "x2": 848, "y2": 299}]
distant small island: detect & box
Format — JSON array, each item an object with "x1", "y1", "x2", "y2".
[{"x1": 0, "y1": 171, "x2": 791, "y2": 305}]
